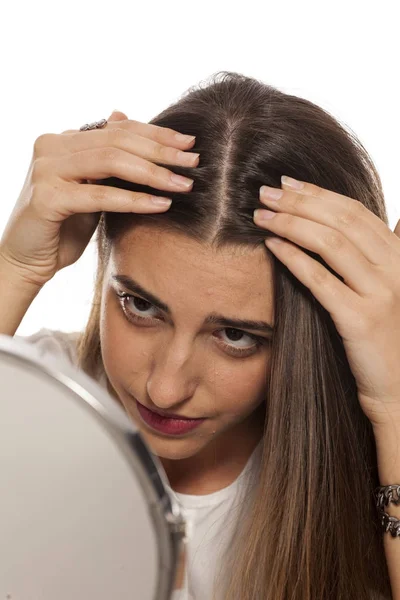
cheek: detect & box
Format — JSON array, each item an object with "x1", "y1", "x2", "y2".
[
  {"x1": 207, "y1": 356, "x2": 270, "y2": 418},
  {"x1": 100, "y1": 303, "x2": 152, "y2": 386}
]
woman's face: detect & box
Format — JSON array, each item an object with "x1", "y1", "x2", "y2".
[{"x1": 100, "y1": 224, "x2": 275, "y2": 486}]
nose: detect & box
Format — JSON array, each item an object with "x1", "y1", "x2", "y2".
[{"x1": 145, "y1": 343, "x2": 198, "y2": 414}]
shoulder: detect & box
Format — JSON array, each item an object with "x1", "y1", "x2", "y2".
[{"x1": 14, "y1": 327, "x2": 82, "y2": 367}]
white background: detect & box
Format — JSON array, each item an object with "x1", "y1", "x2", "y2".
[{"x1": 0, "y1": 0, "x2": 398, "y2": 337}]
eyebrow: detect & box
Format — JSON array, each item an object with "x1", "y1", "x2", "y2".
[{"x1": 111, "y1": 274, "x2": 274, "y2": 335}]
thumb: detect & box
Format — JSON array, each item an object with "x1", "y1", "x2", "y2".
[{"x1": 108, "y1": 110, "x2": 128, "y2": 122}]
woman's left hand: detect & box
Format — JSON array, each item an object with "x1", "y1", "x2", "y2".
[{"x1": 253, "y1": 175, "x2": 400, "y2": 432}]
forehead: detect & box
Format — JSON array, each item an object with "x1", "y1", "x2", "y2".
[{"x1": 108, "y1": 225, "x2": 274, "y2": 310}]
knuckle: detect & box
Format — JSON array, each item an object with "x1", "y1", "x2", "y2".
[
  {"x1": 310, "y1": 262, "x2": 329, "y2": 286},
  {"x1": 108, "y1": 127, "x2": 127, "y2": 144},
  {"x1": 335, "y1": 200, "x2": 363, "y2": 228},
  {"x1": 321, "y1": 230, "x2": 345, "y2": 251},
  {"x1": 29, "y1": 182, "x2": 44, "y2": 204},
  {"x1": 146, "y1": 160, "x2": 159, "y2": 179},
  {"x1": 382, "y1": 288, "x2": 397, "y2": 308},
  {"x1": 31, "y1": 157, "x2": 49, "y2": 183},
  {"x1": 30, "y1": 181, "x2": 57, "y2": 213},
  {"x1": 93, "y1": 146, "x2": 121, "y2": 164},
  {"x1": 368, "y1": 284, "x2": 396, "y2": 308},
  {"x1": 151, "y1": 141, "x2": 168, "y2": 162},
  {"x1": 289, "y1": 192, "x2": 308, "y2": 212},
  {"x1": 87, "y1": 184, "x2": 108, "y2": 205},
  {"x1": 68, "y1": 131, "x2": 85, "y2": 145},
  {"x1": 311, "y1": 185, "x2": 325, "y2": 198},
  {"x1": 355, "y1": 305, "x2": 375, "y2": 333},
  {"x1": 281, "y1": 213, "x2": 296, "y2": 228},
  {"x1": 133, "y1": 192, "x2": 152, "y2": 204},
  {"x1": 33, "y1": 133, "x2": 53, "y2": 156},
  {"x1": 115, "y1": 118, "x2": 138, "y2": 130}
]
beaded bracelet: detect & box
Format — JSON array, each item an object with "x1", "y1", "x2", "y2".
[{"x1": 374, "y1": 484, "x2": 400, "y2": 538}]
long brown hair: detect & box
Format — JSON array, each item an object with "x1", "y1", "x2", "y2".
[{"x1": 76, "y1": 71, "x2": 391, "y2": 599}]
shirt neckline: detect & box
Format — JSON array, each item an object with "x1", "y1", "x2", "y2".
[{"x1": 164, "y1": 439, "x2": 263, "y2": 508}]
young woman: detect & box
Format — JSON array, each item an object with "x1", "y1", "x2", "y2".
[{"x1": 1, "y1": 71, "x2": 399, "y2": 599}]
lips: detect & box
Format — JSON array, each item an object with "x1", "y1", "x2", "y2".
[
  {"x1": 135, "y1": 400, "x2": 206, "y2": 436},
  {"x1": 147, "y1": 406, "x2": 200, "y2": 420},
  {"x1": 136, "y1": 399, "x2": 201, "y2": 420}
]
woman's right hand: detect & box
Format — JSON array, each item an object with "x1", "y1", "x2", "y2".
[{"x1": 0, "y1": 111, "x2": 198, "y2": 289}]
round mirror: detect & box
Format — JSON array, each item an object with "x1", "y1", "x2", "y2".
[{"x1": 0, "y1": 334, "x2": 186, "y2": 600}]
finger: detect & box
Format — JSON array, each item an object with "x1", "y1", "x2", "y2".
[
  {"x1": 54, "y1": 147, "x2": 194, "y2": 192},
  {"x1": 255, "y1": 210, "x2": 381, "y2": 296},
  {"x1": 264, "y1": 236, "x2": 359, "y2": 327},
  {"x1": 45, "y1": 182, "x2": 172, "y2": 218},
  {"x1": 260, "y1": 179, "x2": 400, "y2": 265},
  {"x1": 108, "y1": 110, "x2": 128, "y2": 121},
  {"x1": 61, "y1": 110, "x2": 126, "y2": 134},
  {"x1": 62, "y1": 115, "x2": 196, "y2": 150},
  {"x1": 61, "y1": 128, "x2": 200, "y2": 168},
  {"x1": 104, "y1": 118, "x2": 197, "y2": 150}
]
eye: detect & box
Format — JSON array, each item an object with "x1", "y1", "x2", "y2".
[
  {"x1": 116, "y1": 292, "x2": 160, "y2": 324},
  {"x1": 214, "y1": 328, "x2": 265, "y2": 356},
  {"x1": 115, "y1": 291, "x2": 267, "y2": 357}
]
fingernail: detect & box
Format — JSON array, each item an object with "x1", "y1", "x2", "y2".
[
  {"x1": 175, "y1": 133, "x2": 196, "y2": 143},
  {"x1": 151, "y1": 197, "x2": 172, "y2": 207},
  {"x1": 170, "y1": 173, "x2": 194, "y2": 188},
  {"x1": 178, "y1": 151, "x2": 200, "y2": 165},
  {"x1": 254, "y1": 209, "x2": 276, "y2": 220},
  {"x1": 260, "y1": 186, "x2": 283, "y2": 201},
  {"x1": 281, "y1": 175, "x2": 304, "y2": 189}
]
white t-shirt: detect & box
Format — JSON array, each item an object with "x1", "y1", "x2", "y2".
[{"x1": 14, "y1": 328, "x2": 263, "y2": 600}]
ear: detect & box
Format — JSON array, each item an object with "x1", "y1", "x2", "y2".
[
  {"x1": 108, "y1": 110, "x2": 128, "y2": 122},
  {"x1": 394, "y1": 219, "x2": 400, "y2": 239}
]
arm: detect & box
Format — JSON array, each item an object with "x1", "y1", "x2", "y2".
[
  {"x1": 374, "y1": 423, "x2": 400, "y2": 600},
  {"x1": 0, "y1": 254, "x2": 42, "y2": 336}
]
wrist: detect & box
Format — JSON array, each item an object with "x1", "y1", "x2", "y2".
[
  {"x1": 373, "y1": 422, "x2": 400, "y2": 488},
  {"x1": 0, "y1": 253, "x2": 43, "y2": 337},
  {"x1": 0, "y1": 250, "x2": 47, "y2": 291}
]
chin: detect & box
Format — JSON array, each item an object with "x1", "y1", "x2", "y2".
[
  {"x1": 155, "y1": 443, "x2": 205, "y2": 461},
  {"x1": 137, "y1": 426, "x2": 209, "y2": 460}
]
